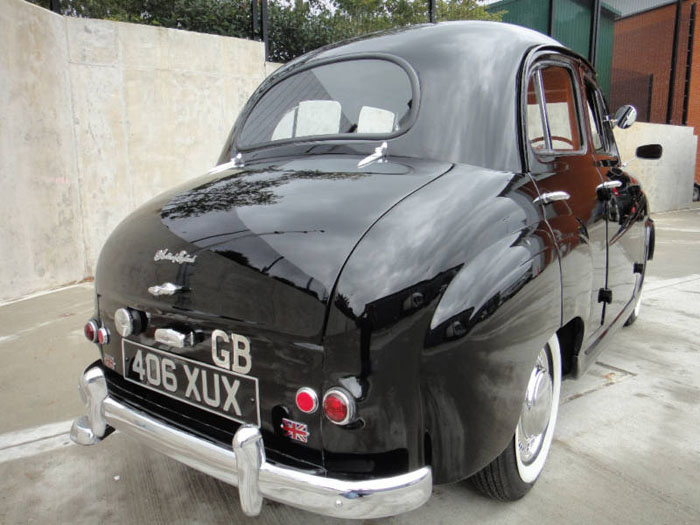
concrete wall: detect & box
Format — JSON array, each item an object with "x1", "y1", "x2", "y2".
[
  {"x1": 615, "y1": 122, "x2": 697, "y2": 213},
  {"x1": 0, "y1": 0, "x2": 271, "y2": 302}
]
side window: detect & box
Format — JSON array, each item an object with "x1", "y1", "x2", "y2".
[
  {"x1": 526, "y1": 65, "x2": 583, "y2": 153},
  {"x1": 586, "y1": 100, "x2": 604, "y2": 151},
  {"x1": 585, "y1": 81, "x2": 618, "y2": 157}
]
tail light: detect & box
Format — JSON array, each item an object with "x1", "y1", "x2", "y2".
[
  {"x1": 295, "y1": 387, "x2": 319, "y2": 414},
  {"x1": 323, "y1": 388, "x2": 355, "y2": 425},
  {"x1": 84, "y1": 320, "x2": 99, "y2": 343},
  {"x1": 97, "y1": 327, "x2": 110, "y2": 345}
]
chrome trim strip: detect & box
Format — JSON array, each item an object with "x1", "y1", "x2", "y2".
[{"x1": 71, "y1": 366, "x2": 432, "y2": 519}]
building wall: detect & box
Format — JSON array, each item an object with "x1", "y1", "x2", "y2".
[
  {"x1": 0, "y1": 0, "x2": 271, "y2": 302},
  {"x1": 610, "y1": 1, "x2": 692, "y2": 125}
]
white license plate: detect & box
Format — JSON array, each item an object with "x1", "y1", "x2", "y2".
[{"x1": 122, "y1": 339, "x2": 260, "y2": 427}]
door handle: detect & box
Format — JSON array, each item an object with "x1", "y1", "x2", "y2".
[
  {"x1": 597, "y1": 180, "x2": 623, "y2": 191},
  {"x1": 533, "y1": 191, "x2": 571, "y2": 205},
  {"x1": 596, "y1": 180, "x2": 623, "y2": 201}
]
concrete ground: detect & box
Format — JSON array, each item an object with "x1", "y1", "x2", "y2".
[{"x1": 1, "y1": 207, "x2": 699, "y2": 524}]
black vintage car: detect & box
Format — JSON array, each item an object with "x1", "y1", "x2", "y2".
[{"x1": 71, "y1": 21, "x2": 660, "y2": 518}]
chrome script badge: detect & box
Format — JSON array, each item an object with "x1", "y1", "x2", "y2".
[{"x1": 154, "y1": 249, "x2": 197, "y2": 264}]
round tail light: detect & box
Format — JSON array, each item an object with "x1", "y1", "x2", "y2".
[
  {"x1": 97, "y1": 326, "x2": 110, "y2": 345},
  {"x1": 296, "y1": 387, "x2": 318, "y2": 414},
  {"x1": 323, "y1": 388, "x2": 355, "y2": 425},
  {"x1": 84, "y1": 320, "x2": 99, "y2": 343}
]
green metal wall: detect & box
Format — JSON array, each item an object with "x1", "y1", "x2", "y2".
[
  {"x1": 552, "y1": 0, "x2": 592, "y2": 58},
  {"x1": 489, "y1": 0, "x2": 615, "y2": 98},
  {"x1": 494, "y1": 0, "x2": 550, "y2": 35},
  {"x1": 595, "y1": 13, "x2": 614, "y2": 99}
]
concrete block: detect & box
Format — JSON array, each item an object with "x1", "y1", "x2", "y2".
[
  {"x1": 69, "y1": 63, "x2": 131, "y2": 274},
  {"x1": 167, "y1": 28, "x2": 221, "y2": 74},
  {"x1": 66, "y1": 16, "x2": 119, "y2": 66},
  {"x1": 119, "y1": 21, "x2": 168, "y2": 70},
  {"x1": 1, "y1": 0, "x2": 271, "y2": 300},
  {"x1": 221, "y1": 36, "x2": 266, "y2": 77},
  {"x1": 0, "y1": 0, "x2": 86, "y2": 302},
  {"x1": 615, "y1": 122, "x2": 697, "y2": 212}
]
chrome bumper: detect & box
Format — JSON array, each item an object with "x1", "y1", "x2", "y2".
[{"x1": 70, "y1": 366, "x2": 432, "y2": 518}]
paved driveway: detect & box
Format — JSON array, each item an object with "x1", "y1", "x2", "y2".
[{"x1": 1, "y1": 207, "x2": 699, "y2": 524}]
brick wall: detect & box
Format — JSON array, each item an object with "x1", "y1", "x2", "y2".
[{"x1": 611, "y1": 1, "x2": 699, "y2": 186}]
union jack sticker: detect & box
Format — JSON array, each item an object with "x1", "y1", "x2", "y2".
[{"x1": 281, "y1": 418, "x2": 309, "y2": 443}]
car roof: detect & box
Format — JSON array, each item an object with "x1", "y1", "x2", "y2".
[{"x1": 247, "y1": 22, "x2": 578, "y2": 172}]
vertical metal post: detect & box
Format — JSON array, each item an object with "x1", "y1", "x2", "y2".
[
  {"x1": 589, "y1": 0, "x2": 601, "y2": 66},
  {"x1": 50, "y1": 0, "x2": 60, "y2": 13},
  {"x1": 261, "y1": 0, "x2": 269, "y2": 61},
  {"x1": 251, "y1": 0, "x2": 258, "y2": 41},
  {"x1": 548, "y1": 0, "x2": 556, "y2": 36},
  {"x1": 429, "y1": 0, "x2": 436, "y2": 23},
  {"x1": 667, "y1": 0, "x2": 683, "y2": 124},
  {"x1": 682, "y1": 2, "x2": 696, "y2": 125},
  {"x1": 647, "y1": 74, "x2": 654, "y2": 122}
]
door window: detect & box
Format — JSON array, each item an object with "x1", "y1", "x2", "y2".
[
  {"x1": 585, "y1": 81, "x2": 619, "y2": 157},
  {"x1": 526, "y1": 65, "x2": 583, "y2": 153}
]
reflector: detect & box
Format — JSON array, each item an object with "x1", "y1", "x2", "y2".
[
  {"x1": 295, "y1": 387, "x2": 318, "y2": 414},
  {"x1": 84, "y1": 320, "x2": 98, "y2": 343}
]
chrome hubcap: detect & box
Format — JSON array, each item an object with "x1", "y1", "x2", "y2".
[{"x1": 517, "y1": 348, "x2": 553, "y2": 463}]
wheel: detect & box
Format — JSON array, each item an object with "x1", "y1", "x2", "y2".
[
  {"x1": 470, "y1": 334, "x2": 561, "y2": 501},
  {"x1": 693, "y1": 183, "x2": 700, "y2": 202},
  {"x1": 624, "y1": 292, "x2": 642, "y2": 327}
]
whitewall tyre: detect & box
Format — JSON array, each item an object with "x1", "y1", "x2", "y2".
[{"x1": 470, "y1": 334, "x2": 562, "y2": 500}]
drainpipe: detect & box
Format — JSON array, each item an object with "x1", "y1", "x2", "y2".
[
  {"x1": 589, "y1": 0, "x2": 601, "y2": 66},
  {"x1": 667, "y1": 0, "x2": 684, "y2": 124}
]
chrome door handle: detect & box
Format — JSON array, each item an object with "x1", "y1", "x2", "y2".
[
  {"x1": 533, "y1": 191, "x2": 571, "y2": 205},
  {"x1": 596, "y1": 180, "x2": 622, "y2": 191}
]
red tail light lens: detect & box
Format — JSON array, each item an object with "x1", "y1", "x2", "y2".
[
  {"x1": 323, "y1": 388, "x2": 355, "y2": 425},
  {"x1": 84, "y1": 320, "x2": 98, "y2": 343},
  {"x1": 97, "y1": 327, "x2": 110, "y2": 345},
  {"x1": 296, "y1": 387, "x2": 318, "y2": 414}
]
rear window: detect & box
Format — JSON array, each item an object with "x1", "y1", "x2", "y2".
[{"x1": 238, "y1": 58, "x2": 416, "y2": 148}]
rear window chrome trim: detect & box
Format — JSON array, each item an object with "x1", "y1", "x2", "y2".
[{"x1": 234, "y1": 52, "x2": 421, "y2": 153}]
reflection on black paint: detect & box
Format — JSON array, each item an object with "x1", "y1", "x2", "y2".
[
  {"x1": 161, "y1": 169, "x2": 367, "y2": 220},
  {"x1": 159, "y1": 168, "x2": 371, "y2": 305}
]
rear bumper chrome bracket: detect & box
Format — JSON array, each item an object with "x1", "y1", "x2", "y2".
[{"x1": 70, "y1": 365, "x2": 432, "y2": 519}]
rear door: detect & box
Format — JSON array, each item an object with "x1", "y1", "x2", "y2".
[
  {"x1": 582, "y1": 74, "x2": 646, "y2": 327},
  {"x1": 523, "y1": 56, "x2": 609, "y2": 345}
]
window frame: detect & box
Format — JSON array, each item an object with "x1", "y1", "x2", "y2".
[
  {"x1": 583, "y1": 75, "x2": 619, "y2": 158},
  {"x1": 234, "y1": 53, "x2": 421, "y2": 152},
  {"x1": 523, "y1": 58, "x2": 587, "y2": 158}
]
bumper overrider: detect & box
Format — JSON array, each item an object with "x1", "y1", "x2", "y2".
[{"x1": 70, "y1": 365, "x2": 432, "y2": 518}]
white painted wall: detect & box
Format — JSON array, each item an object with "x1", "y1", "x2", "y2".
[
  {"x1": 614, "y1": 123, "x2": 697, "y2": 213},
  {"x1": 0, "y1": 0, "x2": 272, "y2": 302}
]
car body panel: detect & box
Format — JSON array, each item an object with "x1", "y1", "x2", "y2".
[{"x1": 73, "y1": 21, "x2": 654, "y2": 515}]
